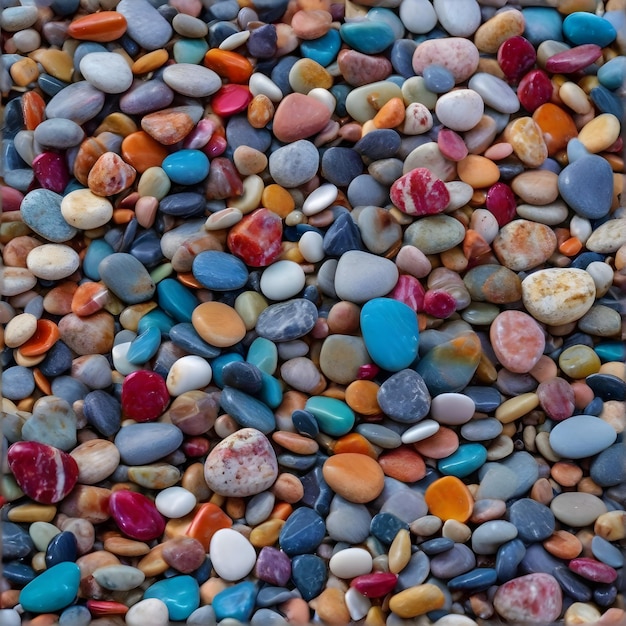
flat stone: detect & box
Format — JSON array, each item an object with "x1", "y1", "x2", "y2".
[
  {"x1": 378, "y1": 369, "x2": 430, "y2": 423},
  {"x1": 549, "y1": 415, "x2": 617, "y2": 459},
  {"x1": 114, "y1": 423, "x2": 183, "y2": 466}
]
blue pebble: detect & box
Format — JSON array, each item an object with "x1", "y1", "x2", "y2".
[
  {"x1": 221, "y1": 361, "x2": 263, "y2": 394},
  {"x1": 347, "y1": 173, "x2": 389, "y2": 207},
  {"x1": 558, "y1": 154, "x2": 613, "y2": 219},
  {"x1": 323, "y1": 211, "x2": 363, "y2": 257},
  {"x1": 329, "y1": 84, "x2": 350, "y2": 117},
  {"x1": 2, "y1": 366, "x2": 35, "y2": 401},
  {"x1": 463, "y1": 386, "x2": 502, "y2": 413},
  {"x1": 354, "y1": 129, "x2": 401, "y2": 161},
  {"x1": 83, "y1": 238, "x2": 114, "y2": 280},
  {"x1": 321, "y1": 147, "x2": 363, "y2": 187},
  {"x1": 270, "y1": 56, "x2": 298, "y2": 96},
  {"x1": 566, "y1": 138, "x2": 590, "y2": 163},
  {"x1": 143, "y1": 575, "x2": 199, "y2": 621},
  {"x1": 300, "y1": 29, "x2": 341, "y2": 67},
  {"x1": 59, "y1": 604, "x2": 92, "y2": 626},
  {"x1": 583, "y1": 396, "x2": 604, "y2": 417},
  {"x1": 522, "y1": 7, "x2": 563, "y2": 46},
  {"x1": 397, "y1": 551, "x2": 430, "y2": 590},
  {"x1": 496, "y1": 539, "x2": 526, "y2": 583},
  {"x1": 256, "y1": 586, "x2": 294, "y2": 607},
  {"x1": 447, "y1": 568, "x2": 497, "y2": 593},
  {"x1": 590, "y1": 85, "x2": 624, "y2": 119},
  {"x1": 192, "y1": 250, "x2": 249, "y2": 291},
  {"x1": 220, "y1": 386, "x2": 276, "y2": 433},
  {"x1": 591, "y1": 535, "x2": 624, "y2": 569},
  {"x1": 368, "y1": 7, "x2": 405, "y2": 39},
  {"x1": 569, "y1": 251, "x2": 606, "y2": 269},
  {"x1": 130, "y1": 230, "x2": 164, "y2": 268},
  {"x1": 590, "y1": 443, "x2": 626, "y2": 487},
  {"x1": 158, "y1": 192, "x2": 206, "y2": 218},
  {"x1": 136, "y1": 308, "x2": 176, "y2": 336},
  {"x1": 3, "y1": 562, "x2": 36, "y2": 585},
  {"x1": 162, "y1": 149, "x2": 210, "y2": 185},
  {"x1": 83, "y1": 390, "x2": 121, "y2": 437},
  {"x1": 595, "y1": 584, "x2": 618, "y2": 607},
  {"x1": 598, "y1": 56, "x2": 626, "y2": 90},
  {"x1": 39, "y1": 341, "x2": 73, "y2": 377},
  {"x1": 208, "y1": 20, "x2": 239, "y2": 48},
  {"x1": 3, "y1": 94, "x2": 25, "y2": 140},
  {"x1": 422, "y1": 64, "x2": 455, "y2": 93},
  {"x1": 420, "y1": 537, "x2": 454, "y2": 555},
  {"x1": 554, "y1": 566, "x2": 592, "y2": 602},
  {"x1": 586, "y1": 373, "x2": 626, "y2": 401},
  {"x1": 277, "y1": 453, "x2": 318, "y2": 471},
  {"x1": 563, "y1": 12, "x2": 616, "y2": 47},
  {"x1": 258, "y1": 371, "x2": 283, "y2": 409},
  {"x1": 508, "y1": 498, "x2": 555, "y2": 542},
  {"x1": 520, "y1": 544, "x2": 561, "y2": 575},
  {"x1": 38, "y1": 73, "x2": 69, "y2": 97},
  {"x1": 438, "y1": 444, "x2": 487, "y2": 478},
  {"x1": 210, "y1": 352, "x2": 244, "y2": 388},
  {"x1": 19, "y1": 562, "x2": 80, "y2": 613},
  {"x1": 2, "y1": 522, "x2": 34, "y2": 560},
  {"x1": 169, "y1": 323, "x2": 220, "y2": 359},
  {"x1": 291, "y1": 554, "x2": 327, "y2": 601},
  {"x1": 156, "y1": 278, "x2": 199, "y2": 323},
  {"x1": 370, "y1": 512, "x2": 409, "y2": 544},
  {"x1": 126, "y1": 326, "x2": 161, "y2": 364},
  {"x1": 279, "y1": 507, "x2": 326, "y2": 556},
  {"x1": 340, "y1": 20, "x2": 396, "y2": 54},
  {"x1": 45, "y1": 531, "x2": 78, "y2": 568},
  {"x1": 114, "y1": 422, "x2": 184, "y2": 466},
  {"x1": 51, "y1": 375, "x2": 88, "y2": 405},
  {"x1": 212, "y1": 581, "x2": 257, "y2": 622},
  {"x1": 247, "y1": 23, "x2": 277, "y2": 58},
  {"x1": 191, "y1": 556, "x2": 212, "y2": 586},
  {"x1": 595, "y1": 341, "x2": 626, "y2": 363},
  {"x1": 391, "y1": 38, "x2": 417, "y2": 78},
  {"x1": 292, "y1": 409, "x2": 319, "y2": 438}
]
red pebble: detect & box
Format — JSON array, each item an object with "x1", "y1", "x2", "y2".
[
  {"x1": 357, "y1": 364, "x2": 380, "y2": 380},
  {"x1": 204, "y1": 129, "x2": 228, "y2": 158},
  {"x1": 389, "y1": 274, "x2": 426, "y2": 312},
  {"x1": 517, "y1": 69, "x2": 553, "y2": 113},
  {"x1": 544, "y1": 44, "x2": 602, "y2": 74},
  {"x1": 211, "y1": 84, "x2": 253, "y2": 117},
  {"x1": 109, "y1": 490, "x2": 166, "y2": 541},
  {"x1": 7, "y1": 441, "x2": 78, "y2": 504},
  {"x1": 182, "y1": 436, "x2": 210, "y2": 457},
  {"x1": 423, "y1": 290, "x2": 456, "y2": 318},
  {"x1": 121, "y1": 370, "x2": 170, "y2": 422},
  {"x1": 497, "y1": 36, "x2": 536, "y2": 83},
  {"x1": 205, "y1": 157, "x2": 244, "y2": 200},
  {"x1": 227, "y1": 207, "x2": 283, "y2": 267},
  {"x1": 486, "y1": 182, "x2": 516, "y2": 227},
  {"x1": 350, "y1": 572, "x2": 398, "y2": 597},
  {"x1": 32, "y1": 152, "x2": 70, "y2": 194},
  {"x1": 568, "y1": 558, "x2": 618, "y2": 584},
  {"x1": 390, "y1": 167, "x2": 450, "y2": 216},
  {"x1": 87, "y1": 600, "x2": 129, "y2": 616},
  {"x1": 1, "y1": 184, "x2": 24, "y2": 211},
  {"x1": 437, "y1": 128, "x2": 468, "y2": 161}
]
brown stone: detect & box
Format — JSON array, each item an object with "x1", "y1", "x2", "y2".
[
  {"x1": 322, "y1": 452, "x2": 384, "y2": 503},
  {"x1": 272, "y1": 92, "x2": 331, "y2": 143}
]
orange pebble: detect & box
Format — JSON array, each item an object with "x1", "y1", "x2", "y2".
[
  {"x1": 33, "y1": 368, "x2": 52, "y2": 396},
  {"x1": 18, "y1": 319, "x2": 59, "y2": 357},
  {"x1": 131, "y1": 49, "x2": 169, "y2": 75},
  {"x1": 10, "y1": 57, "x2": 39, "y2": 87},
  {"x1": 543, "y1": 530, "x2": 583, "y2": 560},
  {"x1": 378, "y1": 446, "x2": 427, "y2": 482},
  {"x1": 185, "y1": 502, "x2": 232, "y2": 551},
  {"x1": 332, "y1": 432, "x2": 378, "y2": 459},
  {"x1": 86, "y1": 600, "x2": 129, "y2": 616},
  {"x1": 177, "y1": 273, "x2": 204, "y2": 289},
  {"x1": 570, "y1": 381, "x2": 595, "y2": 409},
  {"x1": 462, "y1": 229, "x2": 491, "y2": 261},
  {"x1": 22, "y1": 91, "x2": 46, "y2": 130},
  {"x1": 373, "y1": 97, "x2": 405, "y2": 129},
  {"x1": 424, "y1": 475, "x2": 474, "y2": 522},
  {"x1": 457, "y1": 155, "x2": 501, "y2": 188},
  {"x1": 247, "y1": 94, "x2": 275, "y2": 129},
  {"x1": 112, "y1": 208, "x2": 136, "y2": 225},
  {"x1": 272, "y1": 430, "x2": 319, "y2": 455},
  {"x1": 121, "y1": 131, "x2": 168, "y2": 173},
  {"x1": 67, "y1": 11, "x2": 128, "y2": 42},
  {"x1": 559, "y1": 236, "x2": 583, "y2": 256},
  {"x1": 42, "y1": 281, "x2": 78, "y2": 316},
  {"x1": 532, "y1": 102, "x2": 578, "y2": 156},
  {"x1": 413, "y1": 426, "x2": 459, "y2": 459},
  {"x1": 551, "y1": 461, "x2": 583, "y2": 487},
  {"x1": 270, "y1": 501, "x2": 293, "y2": 520},
  {"x1": 71, "y1": 281, "x2": 109, "y2": 317},
  {"x1": 1, "y1": 589, "x2": 21, "y2": 608},
  {"x1": 261, "y1": 184, "x2": 295, "y2": 218},
  {"x1": 204, "y1": 49, "x2": 254, "y2": 83},
  {"x1": 344, "y1": 380, "x2": 381, "y2": 415},
  {"x1": 23, "y1": 615, "x2": 59, "y2": 626}
]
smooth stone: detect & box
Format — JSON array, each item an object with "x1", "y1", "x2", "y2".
[
  {"x1": 279, "y1": 507, "x2": 326, "y2": 556},
  {"x1": 92, "y1": 565, "x2": 145, "y2": 591},
  {"x1": 493, "y1": 573, "x2": 562, "y2": 623},
  {"x1": 334, "y1": 251, "x2": 398, "y2": 304},
  {"x1": 437, "y1": 443, "x2": 487, "y2": 478},
  {"x1": 558, "y1": 155, "x2": 614, "y2": 219},
  {"x1": 403, "y1": 214, "x2": 465, "y2": 255},
  {"x1": 508, "y1": 499, "x2": 555, "y2": 543},
  {"x1": 19, "y1": 562, "x2": 80, "y2": 613},
  {"x1": 98, "y1": 253, "x2": 155, "y2": 304},
  {"x1": 21, "y1": 189, "x2": 77, "y2": 243},
  {"x1": 33, "y1": 118, "x2": 84, "y2": 149},
  {"x1": 468, "y1": 73, "x2": 519, "y2": 114},
  {"x1": 83, "y1": 390, "x2": 121, "y2": 437},
  {"x1": 256, "y1": 298, "x2": 318, "y2": 342},
  {"x1": 551, "y1": 493, "x2": 607, "y2": 527},
  {"x1": 109, "y1": 489, "x2": 165, "y2": 541},
  {"x1": 377, "y1": 369, "x2": 430, "y2": 423},
  {"x1": 480, "y1": 451, "x2": 539, "y2": 500},
  {"x1": 219, "y1": 387, "x2": 275, "y2": 433},
  {"x1": 587, "y1": 373, "x2": 626, "y2": 401},
  {"x1": 169, "y1": 323, "x2": 220, "y2": 359},
  {"x1": 563, "y1": 12, "x2": 616, "y2": 47},
  {"x1": 212, "y1": 581, "x2": 256, "y2": 623},
  {"x1": 476, "y1": 466, "x2": 518, "y2": 501},
  {"x1": 143, "y1": 575, "x2": 200, "y2": 621},
  {"x1": 166, "y1": 355, "x2": 212, "y2": 396},
  {"x1": 117, "y1": 0, "x2": 173, "y2": 50},
  {"x1": 496, "y1": 539, "x2": 527, "y2": 583},
  {"x1": 430, "y1": 543, "x2": 476, "y2": 579},
  {"x1": 323, "y1": 453, "x2": 385, "y2": 504},
  {"x1": 305, "y1": 396, "x2": 355, "y2": 437},
  {"x1": 255, "y1": 547, "x2": 292, "y2": 587},
  {"x1": 431, "y1": 393, "x2": 476, "y2": 425},
  {"x1": 549, "y1": 415, "x2": 617, "y2": 459},
  {"x1": 461, "y1": 418, "x2": 502, "y2": 442},
  {"x1": 340, "y1": 20, "x2": 395, "y2": 54},
  {"x1": 447, "y1": 568, "x2": 497, "y2": 593},
  {"x1": 115, "y1": 423, "x2": 183, "y2": 466},
  {"x1": 2, "y1": 365, "x2": 35, "y2": 400},
  {"x1": 210, "y1": 528, "x2": 256, "y2": 581},
  {"x1": 192, "y1": 250, "x2": 248, "y2": 291},
  {"x1": 22, "y1": 396, "x2": 76, "y2": 451},
  {"x1": 3, "y1": 521, "x2": 34, "y2": 559},
  {"x1": 45, "y1": 81, "x2": 105, "y2": 125},
  {"x1": 435, "y1": 89, "x2": 484, "y2": 132},
  {"x1": 327, "y1": 496, "x2": 372, "y2": 543},
  {"x1": 471, "y1": 520, "x2": 517, "y2": 556},
  {"x1": 590, "y1": 443, "x2": 626, "y2": 487},
  {"x1": 26, "y1": 244, "x2": 79, "y2": 281},
  {"x1": 396, "y1": 551, "x2": 430, "y2": 591},
  {"x1": 412, "y1": 37, "x2": 479, "y2": 83},
  {"x1": 268, "y1": 140, "x2": 319, "y2": 188},
  {"x1": 79, "y1": 52, "x2": 133, "y2": 93},
  {"x1": 591, "y1": 536, "x2": 624, "y2": 569}
]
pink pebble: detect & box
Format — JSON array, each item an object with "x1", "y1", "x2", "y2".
[
  {"x1": 486, "y1": 182, "x2": 516, "y2": 227},
  {"x1": 493, "y1": 573, "x2": 562, "y2": 623},
  {"x1": 109, "y1": 490, "x2": 166, "y2": 541},
  {"x1": 396, "y1": 245, "x2": 432, "y2": 278},
  {"x1": 390, "y1": 167, "x2": 450, "y2": 217},
  {"x1": 437, "y1": 128, "x2": 468, "y2": 162},
  {"x1": 517, "y1": 69, "x2": 553, "y2": 113},
  {"x1": 423, "y1": 290, "x2": 456, "y2": 319},
  {"x1": 389, "y1": 274, "x2": 425, "y2": 312},
  {"x1": 32, "y1": 151, "x2": 70, "y2": 194},
  {"x1": 545, "y1": 44, "x2": 603, "y2": 74},
  {"x1": 569, "y1": 558, "x2": 618, "y2": 584},
  {"x1": 484, "y1": 142, "x2": 513, "y2": 160},
  {"x1": 490, "y1": 310, "x2": 545, "y2": 374},
  {"x1": 1, "y1": 185, "x2": 24, "y2": 211}
]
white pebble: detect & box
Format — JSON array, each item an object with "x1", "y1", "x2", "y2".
[
  {"x1": 402, "y1": 102, "x2": 433, "y2": 135},
  {"x1": 433, "y1": 0, "x2": 481, "y2": 37},
  {"x1": 61, "y1": 188, "x2": 113, "y2": 230},
  {"x1": 433, "y1": 616, "x2": 479, "y2": 626},
  {"x1": 298, "y1": 230, "x2": 325, "y2": 263},
  {"x1": 329, "y1": 547, "x2": 373, "y2": 579},
  {"x1": 400, "y1": 0, "x2": 437, "y2": 33},
  {"x1": 430, "y1": 392, "x2": 475, "y2": 425},
  {"x1": 111, "y1": 342, "x2": 142, "y2": 375},
  {"x1": 209, "y1": 528, "x2": 256, "y2": 581},
  {"x1": 205, "y1": 207, "x2": 242, "y2": 231},
  {"x1": 435, "y1": 89, "x2": 484, "y2": 132},
  {"x1": 260, "y1": 260, "x2": 306, "y2": 300},
  {"x1": 302, "y1": 183, "x2": 338, "y2": 216},
  {"x1": 469, "y1": 208, "x2": 499, "y2": 244},
  {"x1": 569, "y1": 215, "x2": 592, "y2": 244},
  {"x1": 0, "y1": 609, "x2": 21, "y2": 626},
  {"x1": 26, "y1": 244, "x2": 79, "y2": 280},
  {"x1": 307, "y1": 88, "x2": 336, "y2": 114},
  {"x1": 155, "y1": 486, "x2": 197, "y2": 518},
  {"x1": 219, "y1": 30, "x2": 250, "y2": 50},
  {"x1": 249, "y1": 72, "x2": 283, "y2": 102},
  {"x1": 125, "y1": 598, "x2": 170, "y2": 626},
  {"x1": 445, "y1": 181, "x2": 474, "y2": 213},
  {"x1": 166, "y1": 355, "x2": 212, "y2": 396},
  {"x1": 345, "y1": 587, "x2": 371, "y2": 622},
  {"x1": 79, "y1": 52, "x2": 133, "y2": 94},
  {"x1": 401, "y1": 419, "x2": 440, "y2": 444},
  {"x1": 586, "y1": 261, "x2": 614, "y2": 298},
  {"x1": 4, "y1": 312, "x2": 37, "y2": 348}
]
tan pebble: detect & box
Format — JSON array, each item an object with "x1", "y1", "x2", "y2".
[
  {"x1": 58, "y1": 517, "x2": 95, "y2": 555},
  {"x1": 2, "y1": 236, "x2": 41, "y2": 268},
  {"x1": 119, "y1": 301, "x2": 157, "y2": 332},
  {"x1": 58, "y1": 311, "x2": 115, "y2": 356},
  {"x1": 564, "y1": 602, "x2": 601, "y2": 625},
  {"x1": 388, "y1": 584, "x2": 445, "y2": 618},
  {"x1": 594, "y1": 510, "x2": 626, "y2": 541},
  {"x1": 530, "y1": 478, "x2": 554, "y2": 505},
  {"x1": 577, "y1": 113, "x2": 621, "y2": 153},
  {"x1": 233, "y1": 145, "x2": 268, "y2": 175},
  {"x1": 191, "y1": 301, "x2": 246, "y2": 347},
  {"x1": 76, "y1": 550, "x2": 121, "y2": 579},
  {"x1": 599, "y1": 401, "x2": 626, "y2": 434},
  {"x1": 199, "y1": 577, "x2": 230, "y2": 605},
  {"x1": 543, "y1": 530, "x2": 582, "y2": 560},
  {"x1": 29, "y1": 48, "x2": 74, "y2": 82},
  {"x1": 249, "y1": 518, "x2": 285, "y2": 547},
  {"x1": 4, "y1": 312, "x2": 37, "y2": 348},
  {"x1": 327, "y1": 301, "x2": 361, "y2": 334},
  {"x1": 559, "y1": 81, "x2": 592, "y2": 115},
  {"x1": 137, "y1": 544, "x2": 168, "y2": 577},
  {"x1": 577, "y1": 477, "x2": 603, "y2": 496},
  {"x1": 503, "y1": 117, "x2": 548, "y2": 168},
  {"x1": 388, "y1": 528, "x2": 411, "y2": 574},
  {"x1": 596, "y1": 608, "x2": 626, "y2": 625},
  {"x1": 535, "y1": 431, "x2": 560, "y2": 463},
  {"x1": 551, "y1": 461, "x2": 583, "y2": 487},
  {"x1": 474, "y1": 9, "x2": 524, "y2": 53},
  {"x1": 7, "y1": 504, "x2": 56, "y2": 523},
  {"x1": 410, "y1": 515, "x2": 443, "y2": 537},
  {"x1": 486, "y1": 435, "x2": 514, "y2": 461},
  {"x1": 247, "y1": 94, "x2": 275, "y2": 128},
  {"x1": 310, "y1": 587, "x2": 350, "y2": 625},
  {"x1": 511, "y1": 170, "x2": 559, "y2": 206},
  {"x1": 442, "y1": 519, "x2": 472, "y2": 543},
  {"x1": 59, "y1": 485, "x2": 111, "y2": 524},
  {"x1": 495, "y1": 393, "x2": 539, "y2": 424},
  {"x1": 529, "y1": 355, "x2": 558, "y2": 383},
  {"x1": 103, "y1": 536, "x2": 150, "y2": 557},
  {"x1": 272, "y1": 431, "x2": 319, "y2": 455},
  {"x1": 271, "y1": 473, "x2": 304, "y2": 504},
  {"x1": 70, "y1": 439, "x2": 120, "y2": 485},
  {"x1": 322, "y1": 453, "x2": 385, "y2": 503},
  {"x1": 599, "y1": 361, "x2": 625, "y2": 380}
]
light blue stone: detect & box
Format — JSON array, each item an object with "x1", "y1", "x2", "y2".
[
  {"x1": 162, "y1": 149, "x2": 210, "y2": 186},
  {"x1": 21, "y1": 189, "x2": 78, "y2": 242},
  {"x1": 192, "y1": 250, "x2": 249, "y2": 291},
  {"x1": 83, "y1": 238, "x2": 114, "y2": 280},
  {"x1": 156, "y1": 278, "x2": 198, "y2": 323},
  {"x1": 173, "y1": 38, "x2": 209, "y2": 64},
  {"x1": 598, "y1": 56, "x2": 626, "y2": 90},
  {"x1": 522, "y1": 8, "x2": 563, "y2": 46},
  {"x1": 591, "y1": 535, "x2": 624, "y2": 569},
  {"x1": 19, "y1": 562, "x2": 80, "y2": 613},
  {"x1": 447, "y1": 568, "x2": 497, "y2": 592},
  {"x1": 590, "y1": 85, "x2": 624, "y2": 119},
  {"x1": 368, "y1": 7, "x2": 405, "y2": 40},
  {"x1": 211, "y1": 352, "x2": 244, "y2": 388},
  {"x1": 438, "y1": 443, "x2": 487, "y2": 478},
  {"x1": 143, "y1": 575, "x2": 199, "y2": 621},
  {"x1": 566, "y1": 138, "x2": 590, "y2": 163},
  {"x1": 558, "y1": 154, "x2": 613, "y2": 219},
  {"x1": 300, "y1": 29, "x2": 341, "y2": 67},
  {"x1": 549, "y1": 414, "x2": 617, "y2": 459},
  {"x1": 305, "y1": 396, "x2": 355, "y2": 437},
  {"x1": 126, "y1": 326, "x2": 161, "y2": 364},
  {"x1": 59, "y1": 604, "x2": 92, "y2": 626},
  {"x1": 247, "y1": 337, "x2": 278, "y2": 375},
  {"x1": 563, "y1": 12, "x2": 616, "y2": 47},
  {"x1": 422, "y1": 64, "x2": 455, "y2": 93},
  {"x1": 339, "y1": 20, "x2": 396, "y2": 54},
  {"x1": 212, "y1": 581, "x2": 257, "y2": 622},
  {"x1": 2, "y1": 366, "x2": 35, "y2": 401},
  {"x1": 220, "y1": 386, "x2": 276, "y2": 433},
  {"x1": 136, "y1": 308, "x2": 176, "y2": 336},
  {"x1": 360, "y1": 298, "x2": 418, "y2": 372},
  {"x1": 258, "y1": 372, "x2": 283, "y2": 409},
  {"x1": 169, "y1": 322, "x2": 220, "y2": 359}
]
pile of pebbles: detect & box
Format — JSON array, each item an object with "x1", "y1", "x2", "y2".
[{"x1": 1, "y1": 0, "x2": 626, "y2": 625}]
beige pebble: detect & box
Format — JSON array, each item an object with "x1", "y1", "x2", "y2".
[
  {"x1": 577, "y1": 113, "x2": 621, "y2": 153},
  {"x1": 511, "y1": 170, "x2": 559, "y2": 205},
  {"x1": 410, "y1": 515, "x2": 443, "y2": 537},
  {"x1": 70, "y1": 439, "x2": 120, "y2": 485},
  {"x1": 61, "y1": 188, "x2": 114, "y2": 230},
  {"x1": 26, "y1": 244, "x2": 80, "y2": 281},
  {"x1": 442, "y1": 519, "x2": 472, "y2": 543},
  {"x1": 388, "y1": 528, "x2": 411, "y2": 574},
  {"x1": 594, "y1": 510, "x2": 626, "y2": 541},
  {"x1": 564, "y1": 602, "x2": 601, "y2": 625},
  {"x1": 600, "y1": 400, "x2": 626, "y2": 433},
  {"x1": 3, "y1": 312, "x2": 37, "y2": 348}
]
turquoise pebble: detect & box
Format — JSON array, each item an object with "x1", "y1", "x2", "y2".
[
  {"x1": 305, "y1": 395, "x2": 355, "y2": 437},
  {"x1": 156, "y1": 278, "x2": 198, "y2": 323},
  {"x1": 258, "y1": 372, "x2": 283, "y2": 409},
  {"x1": 339, "y1": 20, "x2": 396, "y2": 54},
  {"x1": 19, "y1": 562, "x2": 80, "y2": 613},
  {"x1": 595, "y1": 341, "x2": 626, "y2": 363},
  {"x1": 173, "y1": 38, "x2": 209, "y2": 64},
  {"x1": 246, "y1": 337, "x2": 278, "y2": 375},
  {"x1": 143, "y1": 575, "x2": 199, "y2": 621},
  {"x1": 563, "y1": 12, "x2": 616, "y2": 47},
  {"x1": 169, "y1": 322, "x2": 221, "y2": 359},
  {"x1": 82, "y1": 239, "x2": 114, "y2": 280},
  {"x1": 360, "y1": 298, "x2": 419, "y2": 372},
  {"x1": 438, "y1": 443, "x2": 487, "y2": 478},
  {"x1": 211, "y1": 352, "x2": 244, "y2": 388},
  {"x1": 126, "y1": 326, "x2": 161, "y2": 364},
  {"x1": 300, "y1": 29, "x2": 341, "y2": 67},
  {"x1": 367, "y1": 7, "x2": 405, "y2": 40},
  {"x1": 162, "y1": 149, "x2": 210, "y2": 186},
  {"x1": 212, "y1": 581, "x2": 257, "y2": 622},
  {"x1": 521, "y1": 7, "x2": 563, "y2": 46},
  {"x1": 136, "y1": 308, "x2": 176, "y2": 336},
  {"x1": 597, "y1": 56, "x2": 626, "y2": 90}
]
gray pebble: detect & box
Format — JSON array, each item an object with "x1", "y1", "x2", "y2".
[
  {"x1": 115, "y1": 423, "x2": 184, "y2": 465},
  {"x1": 269, "y1": 140, "x2": 319, "y2": 188},
  {"x1": 33, "y1": 119, "x2": 84, "y2": 149},
  {"x1": 117, "y1": 0, "x2": 174, "y2": 50},
  {"x1": 2, "y1": 366, "x2": 35, "y2": 401}
]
